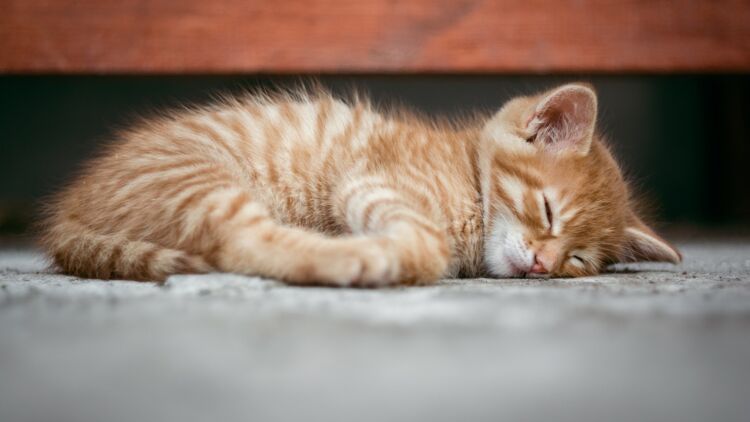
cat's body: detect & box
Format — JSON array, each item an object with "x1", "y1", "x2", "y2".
[{"x1": 40, "y1": 84, "x2": 681, "y2": 286}]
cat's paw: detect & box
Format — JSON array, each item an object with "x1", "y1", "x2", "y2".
[
  {"x1": 281, "y1": 237, "x2": 399, "y2": 287},
  {"x1": 347, "y1": 242, "x2": 400, "y2": 287},
  {"x1": 316, "y1": 240, "x2": 399, "y2": 287}
]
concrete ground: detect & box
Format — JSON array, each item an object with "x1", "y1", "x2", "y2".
[{"x1": 1, "y1": 239, "x2": 749, "y2": 422}]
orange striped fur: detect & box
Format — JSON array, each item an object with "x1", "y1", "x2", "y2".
[{"x1": 39, "y1": 83, "x2": 681, "y2": 286}]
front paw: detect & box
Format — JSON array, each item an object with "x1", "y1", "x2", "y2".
[
  {"x1": 285, "y1": 238, "x2": 401, "y2": 287},
  {"x1": 303, "y1": 239, "x2": 400, "y2": 287},
  {"x1": 347, "y1": 241, "x2": 400, "y2": 287}
]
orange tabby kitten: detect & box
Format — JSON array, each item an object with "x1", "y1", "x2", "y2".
[{"x1": 40, "y1": 83, "x2": 681, "y2": 286}]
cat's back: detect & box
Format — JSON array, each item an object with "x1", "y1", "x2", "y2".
[
  {"x1": 46, "y1": 92, "x2": 395, "y2": 235},
  {"x1": 65, "y1": 93, "x2": 363, "y2": 186}
]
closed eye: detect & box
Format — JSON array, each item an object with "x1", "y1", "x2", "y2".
[
  {"x1": 543, "y1": 195, "x2": 553, "y2": 229},
  {"x1": 570, "y1": 255, "x2": 585, "y2": 266}
]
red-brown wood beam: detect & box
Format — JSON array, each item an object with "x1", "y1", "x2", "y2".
[{"x1": 1, "y1": 0, "x2": 749, "y2": 74}]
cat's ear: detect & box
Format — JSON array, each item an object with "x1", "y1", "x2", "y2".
[
  {"x1": 620, "y1": 216, "x2": 682, "y2": 264},
  {"x1": 524, "y1": 83, "x2": 597, "y2": 155}
]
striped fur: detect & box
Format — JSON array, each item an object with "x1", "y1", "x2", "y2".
[{"x1": 39, "y1": 83, "x2": 680, "y2": 286}]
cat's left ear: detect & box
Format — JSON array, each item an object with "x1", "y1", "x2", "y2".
[
  {"x1": 525, "y1": 83, "x2": 597, "y2": 155},
  {"x1": 620, "y1": 216, "x2": 682, "y2": 264}
]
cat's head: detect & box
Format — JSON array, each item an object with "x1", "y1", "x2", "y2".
[{"x1": 479, "y1": 83, "x2": 681, "y2": 278}]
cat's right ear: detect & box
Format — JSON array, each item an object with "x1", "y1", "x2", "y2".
[{"x1": 524, "y1": 83, "x2": 598, "y2": 155}]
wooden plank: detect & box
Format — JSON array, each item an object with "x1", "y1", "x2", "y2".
[{"x1": 1, "y1": 0, "x2": 749, "y2": 73}]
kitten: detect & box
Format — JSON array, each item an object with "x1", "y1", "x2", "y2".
[{"x1": 39, "y1": 83, "x2": 681, "y2": 286}]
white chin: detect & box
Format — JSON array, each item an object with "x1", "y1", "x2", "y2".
[
  {"x1": 484, "y1": 218, "x2": 533, "y2": 278},
  {"x1": 486, "y1": 258, "x2": 523, "y2": 278}
]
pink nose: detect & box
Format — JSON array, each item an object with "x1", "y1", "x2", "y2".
[{"x1": 529, "y1": 256, "x2": 547, "y2": 274}]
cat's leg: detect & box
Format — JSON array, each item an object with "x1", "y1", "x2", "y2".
[
  {"x1": 333, "y1": 182, "x2": 451, "y2": 285},
  {"x1": 190, "y1": 186, "x2": 398, "y2": 285}
]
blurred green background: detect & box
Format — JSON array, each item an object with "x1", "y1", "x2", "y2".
[{"x1": 1, "y1": 75, "x2": 748, "y2": 235}]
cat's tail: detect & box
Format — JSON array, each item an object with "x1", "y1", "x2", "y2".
[{"x1": 40, "y1": 218, "x2": 213, "y2": 281}]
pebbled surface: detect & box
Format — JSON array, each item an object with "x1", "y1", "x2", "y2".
[{"x1": 1, "y1": 240, "x2": 749, "y2": 422}]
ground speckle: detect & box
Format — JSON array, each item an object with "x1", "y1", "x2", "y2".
[{"x1": 0, "y1": 240, "x2": 749, "y2": 422}]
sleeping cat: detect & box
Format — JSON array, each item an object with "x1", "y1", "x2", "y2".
[{"x1": 39, "y1": 83, "x2": 681, "y2": 286}]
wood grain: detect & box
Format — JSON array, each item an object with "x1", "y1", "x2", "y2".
[{"x1": 1, "y1": 0, "x2": 749, "y2": 73}]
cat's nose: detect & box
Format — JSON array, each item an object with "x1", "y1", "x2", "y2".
[{"x1": 529, "y1": 255, "x2": 547, "y2": 274}]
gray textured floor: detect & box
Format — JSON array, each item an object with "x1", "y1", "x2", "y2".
[{"x1": 1, "y1": 240, "x2": 749, "y2": 422}]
